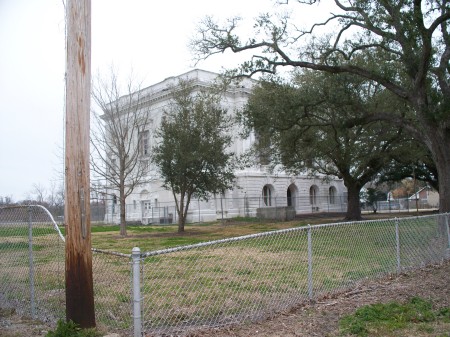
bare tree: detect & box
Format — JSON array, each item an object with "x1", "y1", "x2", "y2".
[
  {"x1": 47, "y1": 181, "x2": 64, "y2": 207},
  {"x1": 45, "y1": 181, "x2": 65, "y2": 218},
  {"x1": 0, "y1": 196, "x2": 13, "y2": 205},
  {"x1": 91, "y1": 70, "x2": 153, "y2": 236},
  {"x1": 30, "y1": 183, "x2": 47, "y2": 204}
]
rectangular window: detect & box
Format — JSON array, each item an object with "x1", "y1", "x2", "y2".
[
  {"x1": 255, "y1": 132, "x2": 271, "y2": 166},
  {"x1": 139, "y1": 130, "x2": 150, "y2": 156}
]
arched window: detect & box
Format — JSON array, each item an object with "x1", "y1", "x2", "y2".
[
  {"x1": 329, "y1": 186, "x2": 337, "y2": 204},
  {"x1": 262, "y1": 185, "x2": 273, "y2": 206},
  {"x1": 309, "y1": 185, "x2": 319, "y2": 205},
  {"x1": 287, "y1": 184, "x2": 298, "y2": 208},
  {"x1": 140, "y1": 190, "x2": 149, "y2": 200}
]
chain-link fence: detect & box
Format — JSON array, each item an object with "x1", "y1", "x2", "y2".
[
  {"x1": 135, "y1": 213, "x2": 450, "y2": 336},
  {"x1": 361, "y1": 197, "x2": 439, "y2": 213},
  {"x1": 1, "y1": 205, "x2": 449, "y2": 337},
  {"x1": 113, "y1": 195, "x2": 349, "y2": 225},
  {"x1": 0, "y1": 205, "x2": 133, "y2": 335},
  {"x1": 0, "y1": 205, "x2": 65, "y2": 323},
  {"x1": 99, "y1": 195, "x2": 440, "y2": 225},
  {"x1": 91, "y1": 249, "x2": 133, "y2": 334},
  {"x1": 30, "y1": 194, "x2": 439, "y2": 225}
]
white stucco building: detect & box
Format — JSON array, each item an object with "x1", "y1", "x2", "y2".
[{"x1": 103, "y1": 69, "x2": 347, "y2": 224}]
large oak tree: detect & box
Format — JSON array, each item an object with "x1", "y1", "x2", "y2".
[
  {"x1": 243, "y1": 70, "x2": 411, "y2": 220},
  {"x1": 193, "y1": 0, "x2": 450, "y2": 213}
]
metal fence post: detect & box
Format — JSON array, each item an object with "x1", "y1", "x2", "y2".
[
  {"x1": 307, "y1": 225, "x2": 313, "y2": 300},
  {"x1": 132, "y1": 247, "x2": 142, "y2": 337},
  {"x1": 174, "y1": 205, "x2": 177, "y2": 224},
  {"x1": 275, "y1": 196, "x2": 278, "y2": 220},
  {"x1": 27, "y1": 206, "x2": 36, "y2": 319},
  {"x1": 220, "y1": 195, "x2": 224, "y2": 223},
  {"x1": 445, "y1": 215, "x2": 450, "y2": 254},
  {"x1": 395, "y1": 218, "x2": 401, "y2": 273}
]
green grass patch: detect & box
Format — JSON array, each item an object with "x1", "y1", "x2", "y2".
[
  {"x1": 0, "y1": 226, "x2": 58, "y2": 237},
  {"x1": 90, "y1": 224, "x2": 174, "y2": 234},
  {"x1": 89, "y1": 218, "x2": 316, "y2": 253},
  {"x1": 0, "y1": 241, "x2": 45, "y2": 252},
  {"x1": 159, "y1": 236, "x2": 205, "y2": 246},
  {"x1": 90, "y1": 224, "x2": 120, "y2": 233},
  {"x1": 339, "y1": 297, "x2": 449, "y2": 336}
]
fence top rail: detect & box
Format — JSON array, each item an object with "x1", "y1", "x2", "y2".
[
  {"x1": 92, "y1": 247, "x2": 131, "y2": 258},
  {"x1": 140, "y1": 213, "x2": 448, "y2": 258},
  {"x1": 0, "y1": 204, "x2": 65, "y2": 242},
  {"x1": 141, "y1": 227, "x2": 303, "y2": 258}
]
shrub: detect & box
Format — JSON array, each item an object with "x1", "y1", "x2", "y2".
[{"x1": 46, "y1": 320, "x2": 100, "y2": 337}]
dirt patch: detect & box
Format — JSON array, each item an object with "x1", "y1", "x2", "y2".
[{"x1": 0, "y1": 308, "x2": 51, "y2": 337}]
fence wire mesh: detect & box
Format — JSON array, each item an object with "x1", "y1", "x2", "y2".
[
  {"x1": 0, "y1": 205, "x2": 134, "y2": 335},
  {"x1": 138, "y1": 213, "x2": 450, "y2": 336},
  {"x1": 140, "y1": 229, "x2": 310, "y2": 335},
  {"x1": 1, "y1": 205, "x2": 449, "y2": 337},
  {"x1": 91, "y1": 249, "x2": 133, "y2": 334},
  {"x1": 104, "y1": 194, "x2": 439, "y2": 225},
  {"x1": 0, "y1": 205, "x2": 65, "y2": 322}
]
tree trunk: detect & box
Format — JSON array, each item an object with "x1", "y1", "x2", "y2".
[
  {"x1": 437, "y1": 164, "x2": 450, "y2": 213},
  {"x1": 414, "y1": 97, "x2": 450, "y2": 213},
  {"x1": 178, "y1": 214, "x2": 186, "y2": 233},
  {"x1": 345, "y1": 182, "x2": 362, "y2": 221},
  {"x1": 119, "y1": 185, "x2": 127, "y2": 236},
  {"x1": 433, "y1": 140, "x2": 450, "y2": 213},
  {"x1": 427, "y1": 130, "x2": 450, "y2": 239},
  {"x1": 176, "y1": 193, "x2": 193, "y2": 233},
  {"x1": 177, "y1": 194, "x2": 185, "y2": 233}
]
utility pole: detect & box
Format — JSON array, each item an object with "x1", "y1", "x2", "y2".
[{"x1": 65, "y1": 0, "x2": 95, "y2": 328}]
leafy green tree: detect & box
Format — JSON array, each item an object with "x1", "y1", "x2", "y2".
[
  {"x1": 363, "y1": 187, "x2": 387, "y2": 213},
  {"x1": 152, "y1": 80, "x2": 236, "y2": 232},
  {"x1": 242, "y1": 70, "x2": 409, "y2": 220},
  {"x1": 378, "y1": 143, "x2": 439, "y2": 191},
  {"x1": 193, "y1": 0, "x2": 450, "y2": 213}
]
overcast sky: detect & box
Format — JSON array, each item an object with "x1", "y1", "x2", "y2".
[{"x1": 0, "y1": 0, "x2": 327, "y2": 201}]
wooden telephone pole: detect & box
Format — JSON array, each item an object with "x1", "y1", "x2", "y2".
[{"x1": 65, "y1": 0, "x2": 95, "y2": 328}]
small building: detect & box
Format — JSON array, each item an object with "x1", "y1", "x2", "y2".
[
  {"x1": 408, "y1": 186, "x2": 439, "y2": 208},
  {"x1": 376, "y1": 186, "x2": 439, "y2": 212}
]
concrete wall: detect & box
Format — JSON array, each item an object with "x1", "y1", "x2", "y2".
[{"x1": 256, "y1": 206, "x2": 296, "y2": 221}]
